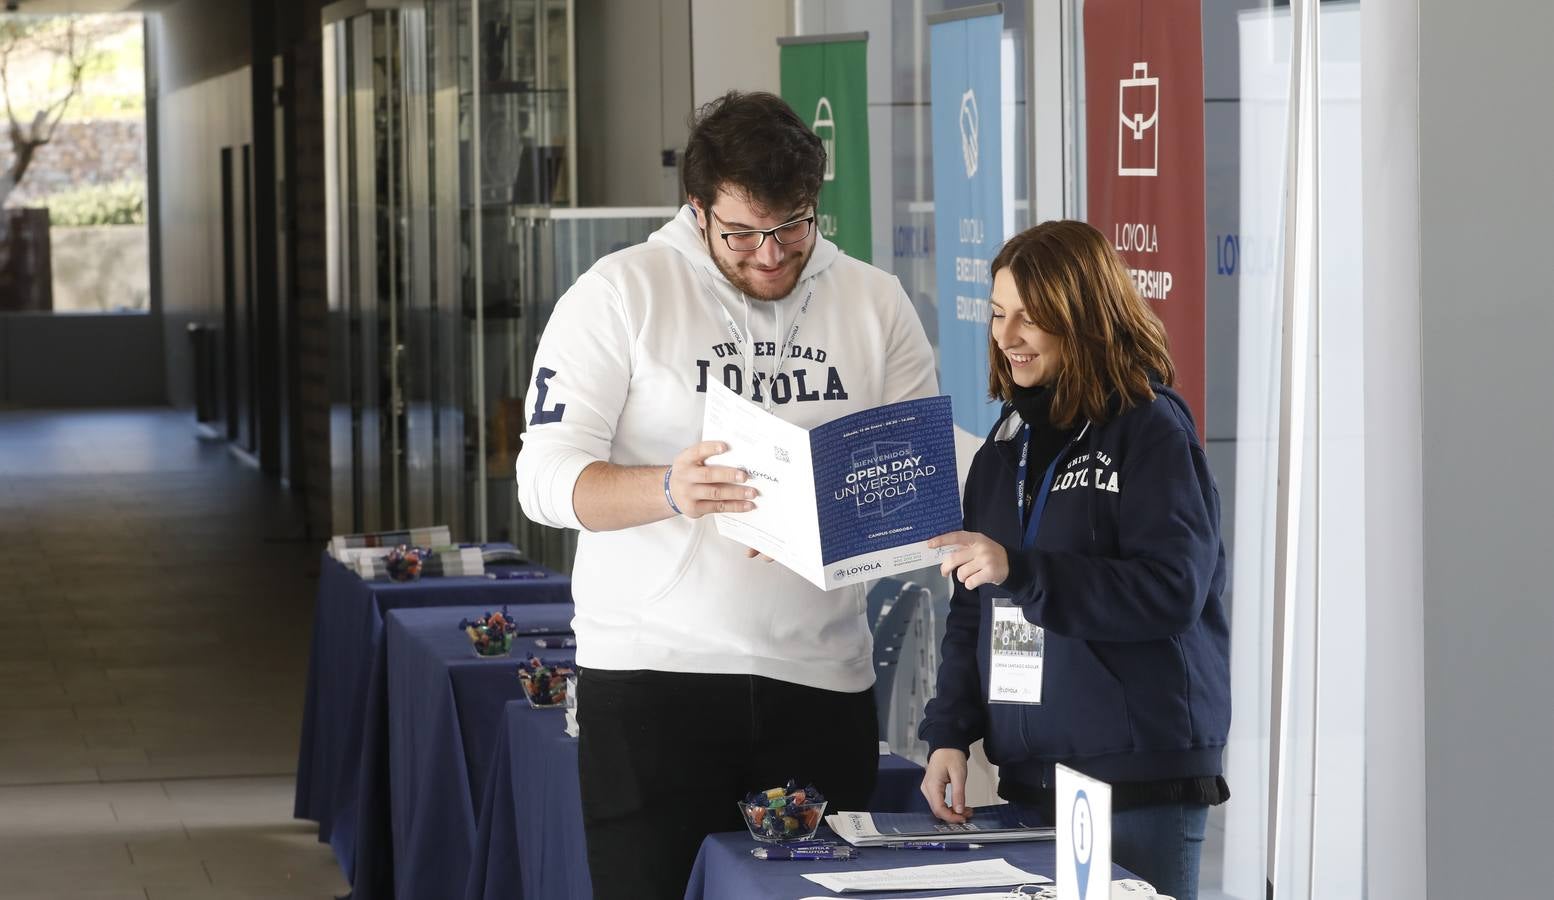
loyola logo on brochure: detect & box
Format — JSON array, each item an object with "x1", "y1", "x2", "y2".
[
  {"x1": 834, "y1": 441, "x2": 939, "y2": 518},
  {"x1": 832, "y1": 561, "x2": 883, "y2": 583}
]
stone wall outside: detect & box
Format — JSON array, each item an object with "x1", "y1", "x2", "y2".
[{"x1": 3, "y1": 118, "x2": 147, "y2": 205}]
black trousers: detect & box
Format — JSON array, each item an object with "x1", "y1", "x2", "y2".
[{"x1": 576, "y1": 668, "x2": 879, "y2": 900}]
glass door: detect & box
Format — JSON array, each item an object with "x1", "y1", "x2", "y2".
[
  {"x1": 323, "y1": 4, "x2": 415, "y2": 536},
  {"x1": 495, "y1": 207, "x2": 677, "y2": 570},
  {"x1": 325, "y1": 0, "x2": 587, "y2": 550},
  {"x1": 456, "y1": 0, "x2": 576, "y2": 546},
  {"x1": 400, "y1": 3, "x2": 470, "y2": 537}
]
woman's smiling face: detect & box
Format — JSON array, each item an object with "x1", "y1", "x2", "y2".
[{"x1": 990, "y1": 268, "x2": 1062, "y2": 388}]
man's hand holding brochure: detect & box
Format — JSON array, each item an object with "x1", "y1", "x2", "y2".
[{"x1": 701, "y1": 381, "x2": 963, "y2": 589}]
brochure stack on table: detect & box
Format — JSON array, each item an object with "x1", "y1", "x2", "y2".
[
  {"x1": 329, "y1": 525, "x2": 452, "y2": 557},
  {"x1": 827, "y1": 805, "x2": 1056, "y2": 846},
  {"x1": 352, "y1": 546, "x2": 485, "y2": 580}
]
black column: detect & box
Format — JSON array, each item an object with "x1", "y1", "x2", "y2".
[{"x1": 250, "y1": 0, "x2": 281, "y2": 474}]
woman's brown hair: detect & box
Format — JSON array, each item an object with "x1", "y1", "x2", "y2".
[{"x1": 987, "y1": 220, "x2": 1174, "y2": 427}]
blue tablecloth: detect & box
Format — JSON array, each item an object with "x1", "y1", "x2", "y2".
[
  {"x1": 686, "y1": 831, "x2": 1135, "y2": 899},
  {"x1": 293, "y1": 550, "x2": 571, "y2": 884},
  {"x1": 464, "y1": 700, "x2": 931, "y2": 900},
  {"x1": 355, "y1": 604, "x2": 575, "y2": 900}
]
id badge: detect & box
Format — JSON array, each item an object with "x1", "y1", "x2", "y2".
[{"x1": 987, "y1": 600, "x2": 1044, "y2": 705}]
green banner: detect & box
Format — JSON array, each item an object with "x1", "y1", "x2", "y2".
[{"x1": 780, "y1": 37, "x2": 872, "y2": 262}]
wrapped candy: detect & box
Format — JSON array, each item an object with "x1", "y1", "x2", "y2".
[
  {"x1": 738, "y1": 780, "x2": 827, "y2": 842},
  {"x1": 459, "y1": 606, "x2": 518, "y2": 657},
  {"x1": 384, "y1": 545, "x2": 427, "y2": 582},
  {"x1": 517, "y1": 655, "x2": 575, "y2": 707}
]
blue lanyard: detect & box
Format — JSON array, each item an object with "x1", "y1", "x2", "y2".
[{"x1": 1015, "y1": 423, "x2": 1087, "y2": 551}]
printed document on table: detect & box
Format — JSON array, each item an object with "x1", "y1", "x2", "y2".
[
  {"x1": 799, "y1": 895, "x2": 1031, "y2": 900},
  {"x1": 800, "y1": 858, "x2": 1047, "y2": 893},
  {"x1": 800, "y1": 883, "x2": 1159, "y2": 900},
  {"x1": 702, "y1": 381, "x2": 962, "y2": 590}
]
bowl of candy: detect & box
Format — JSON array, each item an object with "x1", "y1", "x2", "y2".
[
  {"x1": 516, "y1": 656, "x2": 575, "y2": 708},
  {"x1": 384, "y1": 545, "x2": 426, "y2": 582},
  {"x1": 738, "y1": 781, "x2": 827, "y2": 843},
  {"x1": 460, "y1": 607, "x2": 517, "y2": 658}
]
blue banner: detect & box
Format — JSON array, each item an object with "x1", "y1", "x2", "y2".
[{"x1": 930, "y1": 10, "x2": 1005, "y2": 438}]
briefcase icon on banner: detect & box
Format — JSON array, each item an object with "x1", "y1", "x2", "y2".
[
  {"x1": 1118, "y1": 61, "x2": 1159, "y2": 177},
  {"x1": 814, "y1": 97, "x2": 837, "y2": 182}
]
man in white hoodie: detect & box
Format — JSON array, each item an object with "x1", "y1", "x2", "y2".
[{"x1": 515, "y1": 91, "x2": 937, "y2": 899}]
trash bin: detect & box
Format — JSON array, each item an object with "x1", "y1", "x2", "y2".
[{"x1": 187, "y1": 322, "x2": 219, "y2": 423}]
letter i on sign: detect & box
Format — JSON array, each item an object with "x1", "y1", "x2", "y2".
[{"x1": 1055, "y1": 764, "x2": 1111, "y2": 900}]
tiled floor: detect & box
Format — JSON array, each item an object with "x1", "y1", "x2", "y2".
[{"x1": 0, "y1": 409, "x2": 348, "y2": 899}]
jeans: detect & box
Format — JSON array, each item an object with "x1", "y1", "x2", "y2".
[{"x1": 1111, "y1": 803, "x2": 1210, "y2": 900}]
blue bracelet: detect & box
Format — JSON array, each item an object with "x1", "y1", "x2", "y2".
[{"x1": 663, "y1": 466, "x2": 683, "y2": 515}]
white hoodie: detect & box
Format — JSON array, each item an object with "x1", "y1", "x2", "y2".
[{"x1": 515, "y1": 206, "x2": 937, "y2": 692}]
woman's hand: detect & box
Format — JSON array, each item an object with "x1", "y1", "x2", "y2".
[
  {"x1": 921, "y1": 748, "x2": 972, "y2": 824},
  {"x1": 929, "y1": 531, "x2": 1009, "y2": 590}
]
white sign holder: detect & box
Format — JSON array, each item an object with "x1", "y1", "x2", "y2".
[{"x1": 1055, "y1": 763, "x2": 1112, "y2": 900}]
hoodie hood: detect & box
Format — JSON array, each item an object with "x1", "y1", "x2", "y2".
[
  {"x1": 992, "y1": 380, "x2": 1196, "y2": 447},
  {"x1": 648, "y1": 204, "x2": 841, "y2": 295},
  {"x1": 1151, "y1": 382, "x2": 1200, "y2": 433}
]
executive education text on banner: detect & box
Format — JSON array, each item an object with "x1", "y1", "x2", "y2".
[
  {"x1": 929, "y1": 5, "x2": 1005, "y2": 440},
  {"x1": 1083, "y1": 0, "x2": 1207, "y2": 437},
  {"x1": 779, "y1": 33, "x2": 872, "y2": 263}
]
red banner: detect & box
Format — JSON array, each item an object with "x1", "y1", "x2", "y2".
[{"x1": 1084, "y1": 0, "x2": 1206, "y2": 436}]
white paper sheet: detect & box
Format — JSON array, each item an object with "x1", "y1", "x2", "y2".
[
  {"x1": 797, "y1": 882, "x2": 1164, "y2": 900},
  {"x1": 800, "y1": 858, "x2": 1048, "y2": 893},
  {"x1": 799, "y1": 894, "x2": 1020, "y2": 900},
  {"x1": 701, "y1": 380, "x2": 823, "y2": 581}
]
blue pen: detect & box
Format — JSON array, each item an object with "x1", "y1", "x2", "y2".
[
  {"x1": 750, "y1": 845, "x2": 857, "y2": 860},
  {"x1": 487, "y1": 570, "x2": 550, "y2": 580},
  {"x1": 878, "y1": 841, "x2": 984, "y2": 850}
]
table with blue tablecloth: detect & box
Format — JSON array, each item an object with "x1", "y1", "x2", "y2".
[
  {"x1": 464, "y1": 698, "x2": 932, "y2": 900},
  {"x1": 292, "y1": 547, "x2": 572, "y2": 893},
  {"x1": 686, "y1": 831, "x2": 1137, "y2": 899},
  {"x1": 351, "y1": 603, "x2": 576, "y2": 900}
]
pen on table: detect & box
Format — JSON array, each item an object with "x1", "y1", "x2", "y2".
[
  {"x1": 533, "y1": 636, "x2": 577, "y2": 649},
  {"x1": 877, "y1": 841, "x2": 984, "y2": 851},
  {"x1": 750, "y1": 845, "x2": 858, "y2": 860},
  {"x1": 487, "y1": 570, "x2": 550, "y2": 580}
]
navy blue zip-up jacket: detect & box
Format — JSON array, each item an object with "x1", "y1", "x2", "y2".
[{"x1": 919, "y1": 384, "x2": 1230, "y2": 788}]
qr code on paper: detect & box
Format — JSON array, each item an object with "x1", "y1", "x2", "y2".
[{"x1": 773, "y1": 446, "x2": 790, "y2": 463}]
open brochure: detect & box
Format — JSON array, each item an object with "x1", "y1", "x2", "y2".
[
  {"x1": 701, "y1": 381, "x2": 962, "y2": 590},
  {"x1": 826, "y1": 805, "x2": 1057, "y2": 846}
]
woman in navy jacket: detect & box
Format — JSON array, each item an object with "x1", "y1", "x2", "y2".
[{"x1": 919, "y1": 221, "x2": 1230, "y2": 900}]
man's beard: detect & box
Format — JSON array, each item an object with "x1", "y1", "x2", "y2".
[{"x1": 704, "y1": 230, "x2": 811, "y2": 301}]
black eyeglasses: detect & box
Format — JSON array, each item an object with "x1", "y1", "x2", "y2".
[{"x1": 710, "y1": 210, "x2": 817, "y2": 252}]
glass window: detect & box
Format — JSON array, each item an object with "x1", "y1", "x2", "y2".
[{"x1": 0, "y1": 14, "x2": 149, "y2": 315}]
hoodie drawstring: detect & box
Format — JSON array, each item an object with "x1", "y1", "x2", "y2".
[{"x1": 701, "y1": 271, "x2": 814, "y2": 411}]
